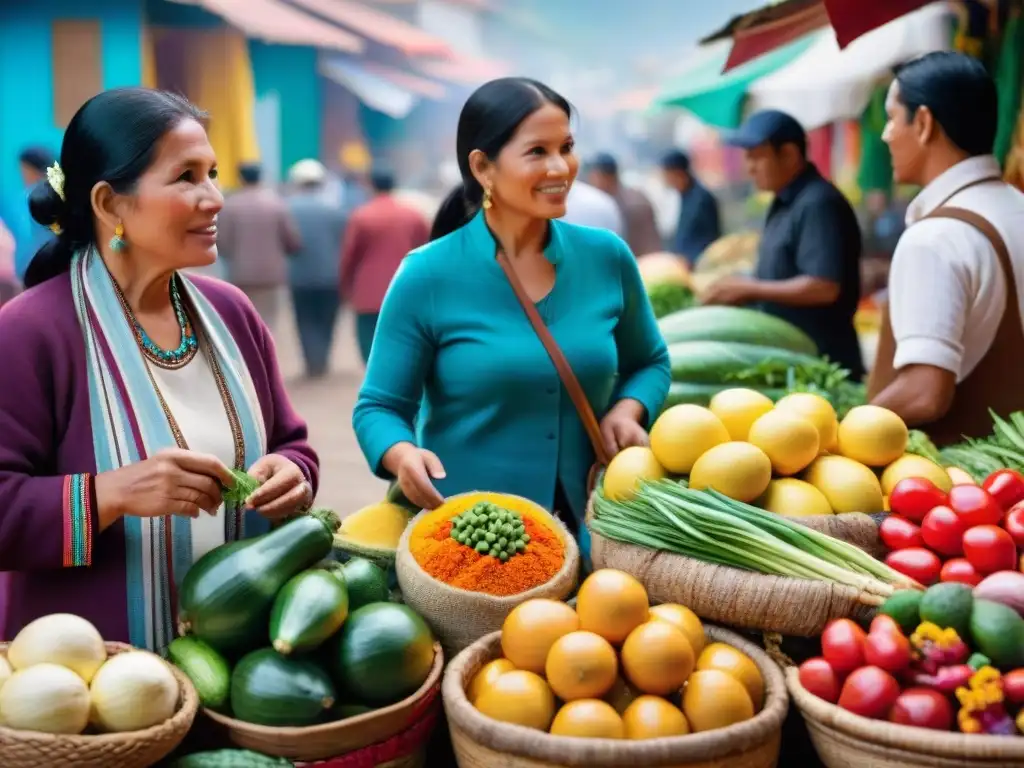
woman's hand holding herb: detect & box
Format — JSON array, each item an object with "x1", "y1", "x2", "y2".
[
  {"x1": 95, "y1": 448, "x2": 235, "y2": 531},
  {"x1": 244, "y1": 454, "x2": 311, "y2": 519},
  {"x1": 383, "y1": 442, "x2": 446, "y2": 511},
  {"x1": 600, "y1": 399, "x2": 650, "y2": 457}
]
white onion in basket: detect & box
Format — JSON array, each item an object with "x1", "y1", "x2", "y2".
[
  {"x1": 0, "y1": 656, "x2": 11, "y2": 691},
  {"x1": 0, "y1": 663, "x2": 91, "y2": 734},
  {"x1": 7, "y1": 613, "x2": 107, "y2": 682},
  {"x1": 89, "y1": 651, "x2": 179, "y2": 733}
]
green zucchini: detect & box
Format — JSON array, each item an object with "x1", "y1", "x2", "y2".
[
  {"x1": 168, "y1": 749, "x2": 291, "y2": 767},
  {"x1": 167, "y1": 636, "x2": 231, "y2": 712},
  {"x1": 662, "y1": 381, "x2": 788, "y2": 409},
  {"x1": 178, "y1": 509, "x2": 341, "y2": 654},
  {"x1": 231, "y1": 647, "x2": 336, "y2": 727},
  {"x1": 668, "y1": 341, "x2": 824, "y2": 384},
  {"x1": 270, "y1": 569, "x2": 349, "y2": 655},
  {"x1": 659, "y1": 305, "x2": 818, "y2": 355}
]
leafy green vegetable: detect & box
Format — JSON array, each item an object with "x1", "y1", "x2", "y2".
[
  {"x1": 646, "y1": 282, "x2": 696, "y2": 319},
  {"x1": 222, "y1": 469, "x2": 260, "y2": 506}
]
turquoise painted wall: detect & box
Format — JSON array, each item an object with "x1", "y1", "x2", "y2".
[
  {"x1": 0, "y1": 0, "x2": 143, "y2": 272},
  {"x1": 249, "y1": 42, "x2": 321, "y2": 180}
]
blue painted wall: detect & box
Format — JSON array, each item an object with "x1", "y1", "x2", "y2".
[
  {"x1": 0, "y1": 0, "x2": 143, "y2": 272},
  {"x1": 249, "y1": 42, "x2": 322, "y2": 180}
]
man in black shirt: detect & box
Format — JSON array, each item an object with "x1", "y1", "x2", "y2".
[{"x1": 702, "y1": 110, "x2": 865, "y2": 380}]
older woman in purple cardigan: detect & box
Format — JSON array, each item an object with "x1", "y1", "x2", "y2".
[{"x1": 0, "y1": 88, "x2": 319, "y2": 652}]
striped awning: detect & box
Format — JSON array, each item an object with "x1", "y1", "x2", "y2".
[
  {"x1": 167, "y1": 0, "x2": 364, "y2": 53},
  {"x1": 288, "y1": 0, "x2": 454, "y2": 58}
]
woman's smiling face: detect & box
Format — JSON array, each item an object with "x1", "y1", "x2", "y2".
[{"x1": 476, "y1": 102, "x2": 578, "y2": 220}]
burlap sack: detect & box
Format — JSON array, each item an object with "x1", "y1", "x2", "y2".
[
  {"x1": 396, "y1": 494, "x2": 580, "y2": 657},
  {"x1": 588, "y1": 500, "x2": 880, "y2": 637}
]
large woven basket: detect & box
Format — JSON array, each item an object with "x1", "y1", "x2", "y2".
[
  {"x1": 787, "y1": 667, "x2": 1024, "y2": 767},
  {"x1": 204, "y1": 642, "x2": 443, "y2": 762},
  {"x1": 588, "y1": 498, "x2": 882, "y2": 636},
  {"x1": 0, "y1": 641, "x2": 197, "y2": 768},
  {"x1": 443, "y1": 626, "x2": 789, "y2": 768}
]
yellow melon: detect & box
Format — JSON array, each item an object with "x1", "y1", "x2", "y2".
[
  {"x1": 747, "y1": 409, "x2": 820, "y2": 476},
  {"x1": 758, "y1": 478, "x2": 833, "y2": 516},
  {"x1": 603, "y1": 447, "x2": 666, "y2": 501},
  {"x1": 773, "y1": 393, "x2": 839, "y2": 455},
  {"x1": 802, "y1": 455, "x2": 884, "y2": 514},
  {"x1": 708, "y1": 388, "x2": 775, "y2": 441},
  {"x1": 837, "y1": 405, "x2": 909, "y2": 467},
  {"x1": 880, "y1": 454, "x2": 954, "y2": 495},
  {"x1": 689, "y1": 442, "x2": 772, "y2": 503},
  {"x1": 650, "y1": 405, "x2": 729, "y2": 474}
]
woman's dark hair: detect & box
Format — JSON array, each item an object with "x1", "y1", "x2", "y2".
[
  {"x1": 24, "y1": 87, "x2": 206, "y2": 289},
  {"x1": 430, "y1": 77, "x2": 572, "y2": 241},
  {"x1": 894, "y1": 51, "x2": 998, "y2": 158}
]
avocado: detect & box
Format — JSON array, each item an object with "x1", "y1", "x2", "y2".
[
  {"x1": 879, "y1": 589, "x2": 923, "y2": 634},
  {"x1": 919, "y1": 582, "x2": 974, "y2": 639},
  {"x1": 970, "y1": 599, "x2": 1024, "y2": 669}
]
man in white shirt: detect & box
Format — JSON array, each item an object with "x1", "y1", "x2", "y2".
[
  {"x1": 868, "y1": 51, "x2": 1024, "y2": 442},
  {"x1": 561, "y1": 179, "x2": 625, "y2": 236}
]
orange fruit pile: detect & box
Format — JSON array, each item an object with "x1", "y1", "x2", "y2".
[{"x1": 467, "y1": 568, "x2": 764, "y2": 739}]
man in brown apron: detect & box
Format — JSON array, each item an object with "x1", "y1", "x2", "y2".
[{"x1": 867, "y1": 52, "x2": 1024, "y2": 445}]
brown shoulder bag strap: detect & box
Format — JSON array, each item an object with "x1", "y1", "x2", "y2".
[{"x1": 496, "y1": 251, "x2": 613, "y2": 466}]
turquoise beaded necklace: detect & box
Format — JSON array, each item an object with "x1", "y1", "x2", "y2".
[{"x1": 117, "y1": 276, "x2": 199, "y2": 369}]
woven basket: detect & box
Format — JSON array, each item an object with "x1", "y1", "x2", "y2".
[
  {"x1": 204, "y1": 642, "x2": 443, "y2": 762},
  {"x1": 397, "y1": 493, "x2": 580, "y2": 657},
  {"x1": 443, "y1": 627, "x2": 788, "y2": 768},
  {"x1": 0, "y1": 641, "x2": 197, "y2": 768},
  {"x1": 588, "y1": 498, "x2": 880, "y2": 636},
  {"x1": 787, "y1": 667, "x2": 1024, "y2": 767}
]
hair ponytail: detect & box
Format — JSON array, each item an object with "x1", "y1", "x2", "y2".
[{"x1": 430, "y1": 183, "x2": 478, "y2": 241}]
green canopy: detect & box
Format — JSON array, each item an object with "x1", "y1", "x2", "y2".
[
  {"x1": 994, "y1": 9, "x2": 1023, "y2": 168},
  {"x1": 654, "y1": 33, "x2": 822, "y2": 129}
]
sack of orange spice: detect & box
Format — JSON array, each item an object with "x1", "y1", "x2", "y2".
[{"x1": 395, "y1": 491, "x2": 580, "y2": 656}]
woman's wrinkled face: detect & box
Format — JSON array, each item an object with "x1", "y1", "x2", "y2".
[
  {"x1": 480, "y1": 103, "x2": 578, "y2": 220},
  {"x1": 116, "y1": 119, "x2": 223, "y2": 269},
  {"x1": 882, "y1": 80, "x2": 928, "y2": 186}
]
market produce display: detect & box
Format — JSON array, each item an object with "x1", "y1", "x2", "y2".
[
  {"x1": 799, "y1": 580, "x2": 1024, "y2": 736},
  {"x1": 910, "y1": 411, "x2": 1024, "y2": 482},
  {"x1": 880, "y1": 468, "x2": 1024, "y2": 586},
  {"x1": 406, "y1": 497, "x2": 565, "y2": 597},
  {"x1": 171, "y1": 511, "x2": 435, "y2": 728},
  {"x1": 467, "y1": 568, "x2": 763, "y2": 738},
  {"x1": 637, "y1": 252, "x2": 696, "y2": 318},
  {"x1": 0, "y1": 613, "x2": 181, "y2": 735}
]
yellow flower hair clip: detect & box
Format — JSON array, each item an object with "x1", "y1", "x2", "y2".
[{"x1": 46, "y1": 162, "x2": 65, "y2": 202}]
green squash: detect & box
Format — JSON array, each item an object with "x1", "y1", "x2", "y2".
[
  {"x1": 270, "y1": 569, "x2": 349, "y2": 655},
  {"x1": 230, "y1": 648, "x2": 335, "y2": 727}
]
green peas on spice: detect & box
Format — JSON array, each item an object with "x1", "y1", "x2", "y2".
[{"x1": 449, "y1": 501, "x2": 531, "y2": 560}]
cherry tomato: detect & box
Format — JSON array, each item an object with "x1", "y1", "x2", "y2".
[
  {"x1": 1003, "y1": 669, "x2": 1024, "y2": 705},
  {"x1": 864, "y1": 625, "x2": 913, "y2": 673},
  {"x1": 889, "y1": 478, "x2": 948, "y2": 523},
  {"x1": 884, "y1": 547, "x2": 943, "y2": 585},
  {"x1": 948, "y1": 485, "x2": 1004, "y2": 529},
  {"x1": 939, "y1": 558, "x2": 983, "y2": 586},
  {"x1": 888, "y1": 687, "x2": 954, "y2": 730},
  {"x1": 869, "y1": 615, "x2": 903, "y2": 636},
  {"x1": 920, "y1": 505, "x2": 968, "y2": 556},
  {"x1": 962, "y1": 525, "x2": 1018, "y2": 574},
  {"x1": 1004, "y1": 502, "x2": 1024, "y2": 548},
  {"x1": 798, "y1": 657, "x2": 841, "y2": 704},
  {"x1": 838, "y1": 666, "x2": 902, "y2": 720},
  {"x1": 821, "y1": 618, "x2": 867, "y2": 675},
  {"x1": 879, "y1": 515, "x2": 924, "y2": 552},
  {"x1": 982, "y1": 469, "x2": 1024, "y2": 511}
]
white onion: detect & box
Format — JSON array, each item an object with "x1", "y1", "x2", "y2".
[
  {"x1": 0, "y1": 656, "x2": 11, "y2": 691},
  {"x1": 89, "y1": 651, "x2": 179, "y2": 733},
  {"x1": 0, "y1": 663, "x2": 91, "y2": 734},
  {"x1": 8, "y1": 613, "x2": 107, "y2": 682}
]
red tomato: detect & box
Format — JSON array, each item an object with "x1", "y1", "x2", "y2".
[
  {"x1": 982, "y1": 469, "x2": 1024, "y2": 511},
  {"x1": 939, "y1": 558, "x2": 983, "y2": 586},
  {"x1": 948, "y1": 485, "x2": 1004, "y2": 528},
  {"x1": 864, "y1": 626, "x2": 913, "y2": 673},
  {"x1": 1004, "y1": 502, "x2": 1024, "y2": 548},
  {"x1": 920, "y1": 505, "x2": 968, "y2": 556},
  {"x1": 798, "y1": 657, "x2": 841, "y2": 704},
  {"x1": 879, "y1": 515, "x2": 925, "y2": 551},
  {"x1": 884, "y1": 547, "x2": 943, "y2": 585},
  {"x1": 821, "y1": 618, "x2": 867, "y2": 675},
  {"x1": 888, "y1": 687, "x2": 954, "y2": 730},
  {"x1": 838, "y1": 666, "x2": 902, "y2": 719},
  {"x1": 889, "y1": 478, "x2": 948, "y2": 523},
  {"x1": 869, "y1": 615, "x2": 903, "y2": 636},
  {"x1": 962, "y1": 525, "x2": 1018, "y2": 574},
  {"x1": 1003, "y1": 669, "x2": 1024, "y2": 705}
]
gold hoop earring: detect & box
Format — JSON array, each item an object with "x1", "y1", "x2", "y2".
[{"x1": 482, "y1": 188, "x2": 493, "y2": 210}]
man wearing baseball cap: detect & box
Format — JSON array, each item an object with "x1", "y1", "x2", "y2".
[{"x1": 702, "y1": 109, "x2": 865, "y2": 379}]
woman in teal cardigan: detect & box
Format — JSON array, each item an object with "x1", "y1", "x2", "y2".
[{"x1": 353, "y1": 78, "x2": 670, "y2": 557}]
